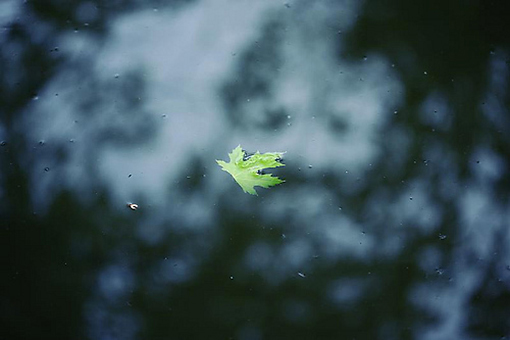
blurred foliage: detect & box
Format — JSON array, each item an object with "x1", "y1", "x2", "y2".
[{"x1": 1, "y1": 0, "x2": 509, "y2": 339}]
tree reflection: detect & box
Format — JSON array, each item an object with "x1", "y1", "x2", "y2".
[
  {"x1": 1, "y1": 1, "x2": 168, "y2": 339},
  {"x1": 340, "y1": 0, "x2": 510, "y2": 338},
  {"x1": 1, "y1": 0, "x2": 509, "y2": 339}
]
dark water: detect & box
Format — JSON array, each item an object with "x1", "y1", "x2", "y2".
[{"x1": 1, "y1": 1, "x2": 510, "y2": 339}]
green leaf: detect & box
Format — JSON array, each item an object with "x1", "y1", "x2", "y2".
[{"x1": 216, "y1": 145, "x2": 285, "y2": 195}]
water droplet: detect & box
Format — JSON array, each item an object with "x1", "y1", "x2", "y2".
[
  {"x1": 435, "y1": 268, "x2": 444, "y2": 275},
  {"x1": 308, "y1": 164, "x2": 313, "y2": 169},
  {"x1": 287, "y1": 115, "x2": 291, "y2": 119},
  {"x1": 186, "y1": 176, "x2": 191, "y2": 179},
  {"x1": 338, "y1": 206, "x2": 342, "y2": 211},
  {"x1": 439, "y1": 234, "x2": 447, "y2": 240},
  {"x1": 393, "y1": 110, "x2": 398, "y2": 115},
  {"x1": 38, "y1": 140, "x2": 45, "y2": 146},
  {"x1": 230, "y1": 276, "x2": 234, "y2": 280},
  {"x1": 409, "y1": 196, "x2": 413, "y2": 200},
  {"x1": 114, "y1": 73, "x2": 120, "y2": 79},
  {"x1": 362, "y1": 56, "x2": 367, "y2": 61},
  {"x1": 69, "y1": 139, "x2": 74, "y2": 143},
  {"x1": 161, "y1": 114, "x2": 167, "y2": 118},
  {"x1": 284, "y1": 3, "x2": 291, "y2": 8},
  {"x1": 345, "y1": 170, "x2": 349, "y2": 174},
  {"x1": 297, "y1": 272, "x2": 306, "y2": 278},
  {"x1": 44, "y1": 167, "x2": 50, "y2": 172},
  {"x1": 281, "y1": 234, "x2": 286, "y2": 239},
  {"x1": 246, "y1": 98, "x2": 250, "y2": 102},
  {"x1": 128, "y1": 174, "x2": 132, "y2": 178},
  {"x1": 32, "y1": 95, "x2": 39, "y2": 101},
  {"x1": 0, "y1": 141, "x2": 6, "y2": 146},
  {"x1": 423, "y1": 71, "x2": 428, "y2": 75}
]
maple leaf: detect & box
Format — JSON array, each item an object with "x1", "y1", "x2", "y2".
[{"x1": 216, "y1": 145, "x2": 285, "y2": 195}]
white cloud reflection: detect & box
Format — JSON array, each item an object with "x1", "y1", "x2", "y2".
[
  {"x1": 20, "y1": 0, "x2": 403, "y2": 255},
  {"x1": 92, "y1": 0, "x2": 400, "y2": 211}
]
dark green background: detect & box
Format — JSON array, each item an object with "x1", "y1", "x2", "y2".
[{"x1": 1, "y1": 0, "x2": 509, "y2": 339}]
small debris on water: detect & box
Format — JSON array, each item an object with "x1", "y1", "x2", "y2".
[
  {"x1": 127, "y1": 203, "x2": 138, "y2": 210},
  {"x1": 297, "y1": 272, "x2": 306, "y2": 278}
]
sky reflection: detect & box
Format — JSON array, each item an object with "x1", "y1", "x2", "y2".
[{"x1": 2, "y1": 0, "x2": 509, "y2": 339}]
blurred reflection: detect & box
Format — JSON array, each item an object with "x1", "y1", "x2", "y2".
[{"x1": 1, "y1": 0, "x2": 509, "y2": 339}]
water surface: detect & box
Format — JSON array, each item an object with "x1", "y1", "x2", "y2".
[{"x1": 1, "y1": 1, "x2": 509, "y2": 339}]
